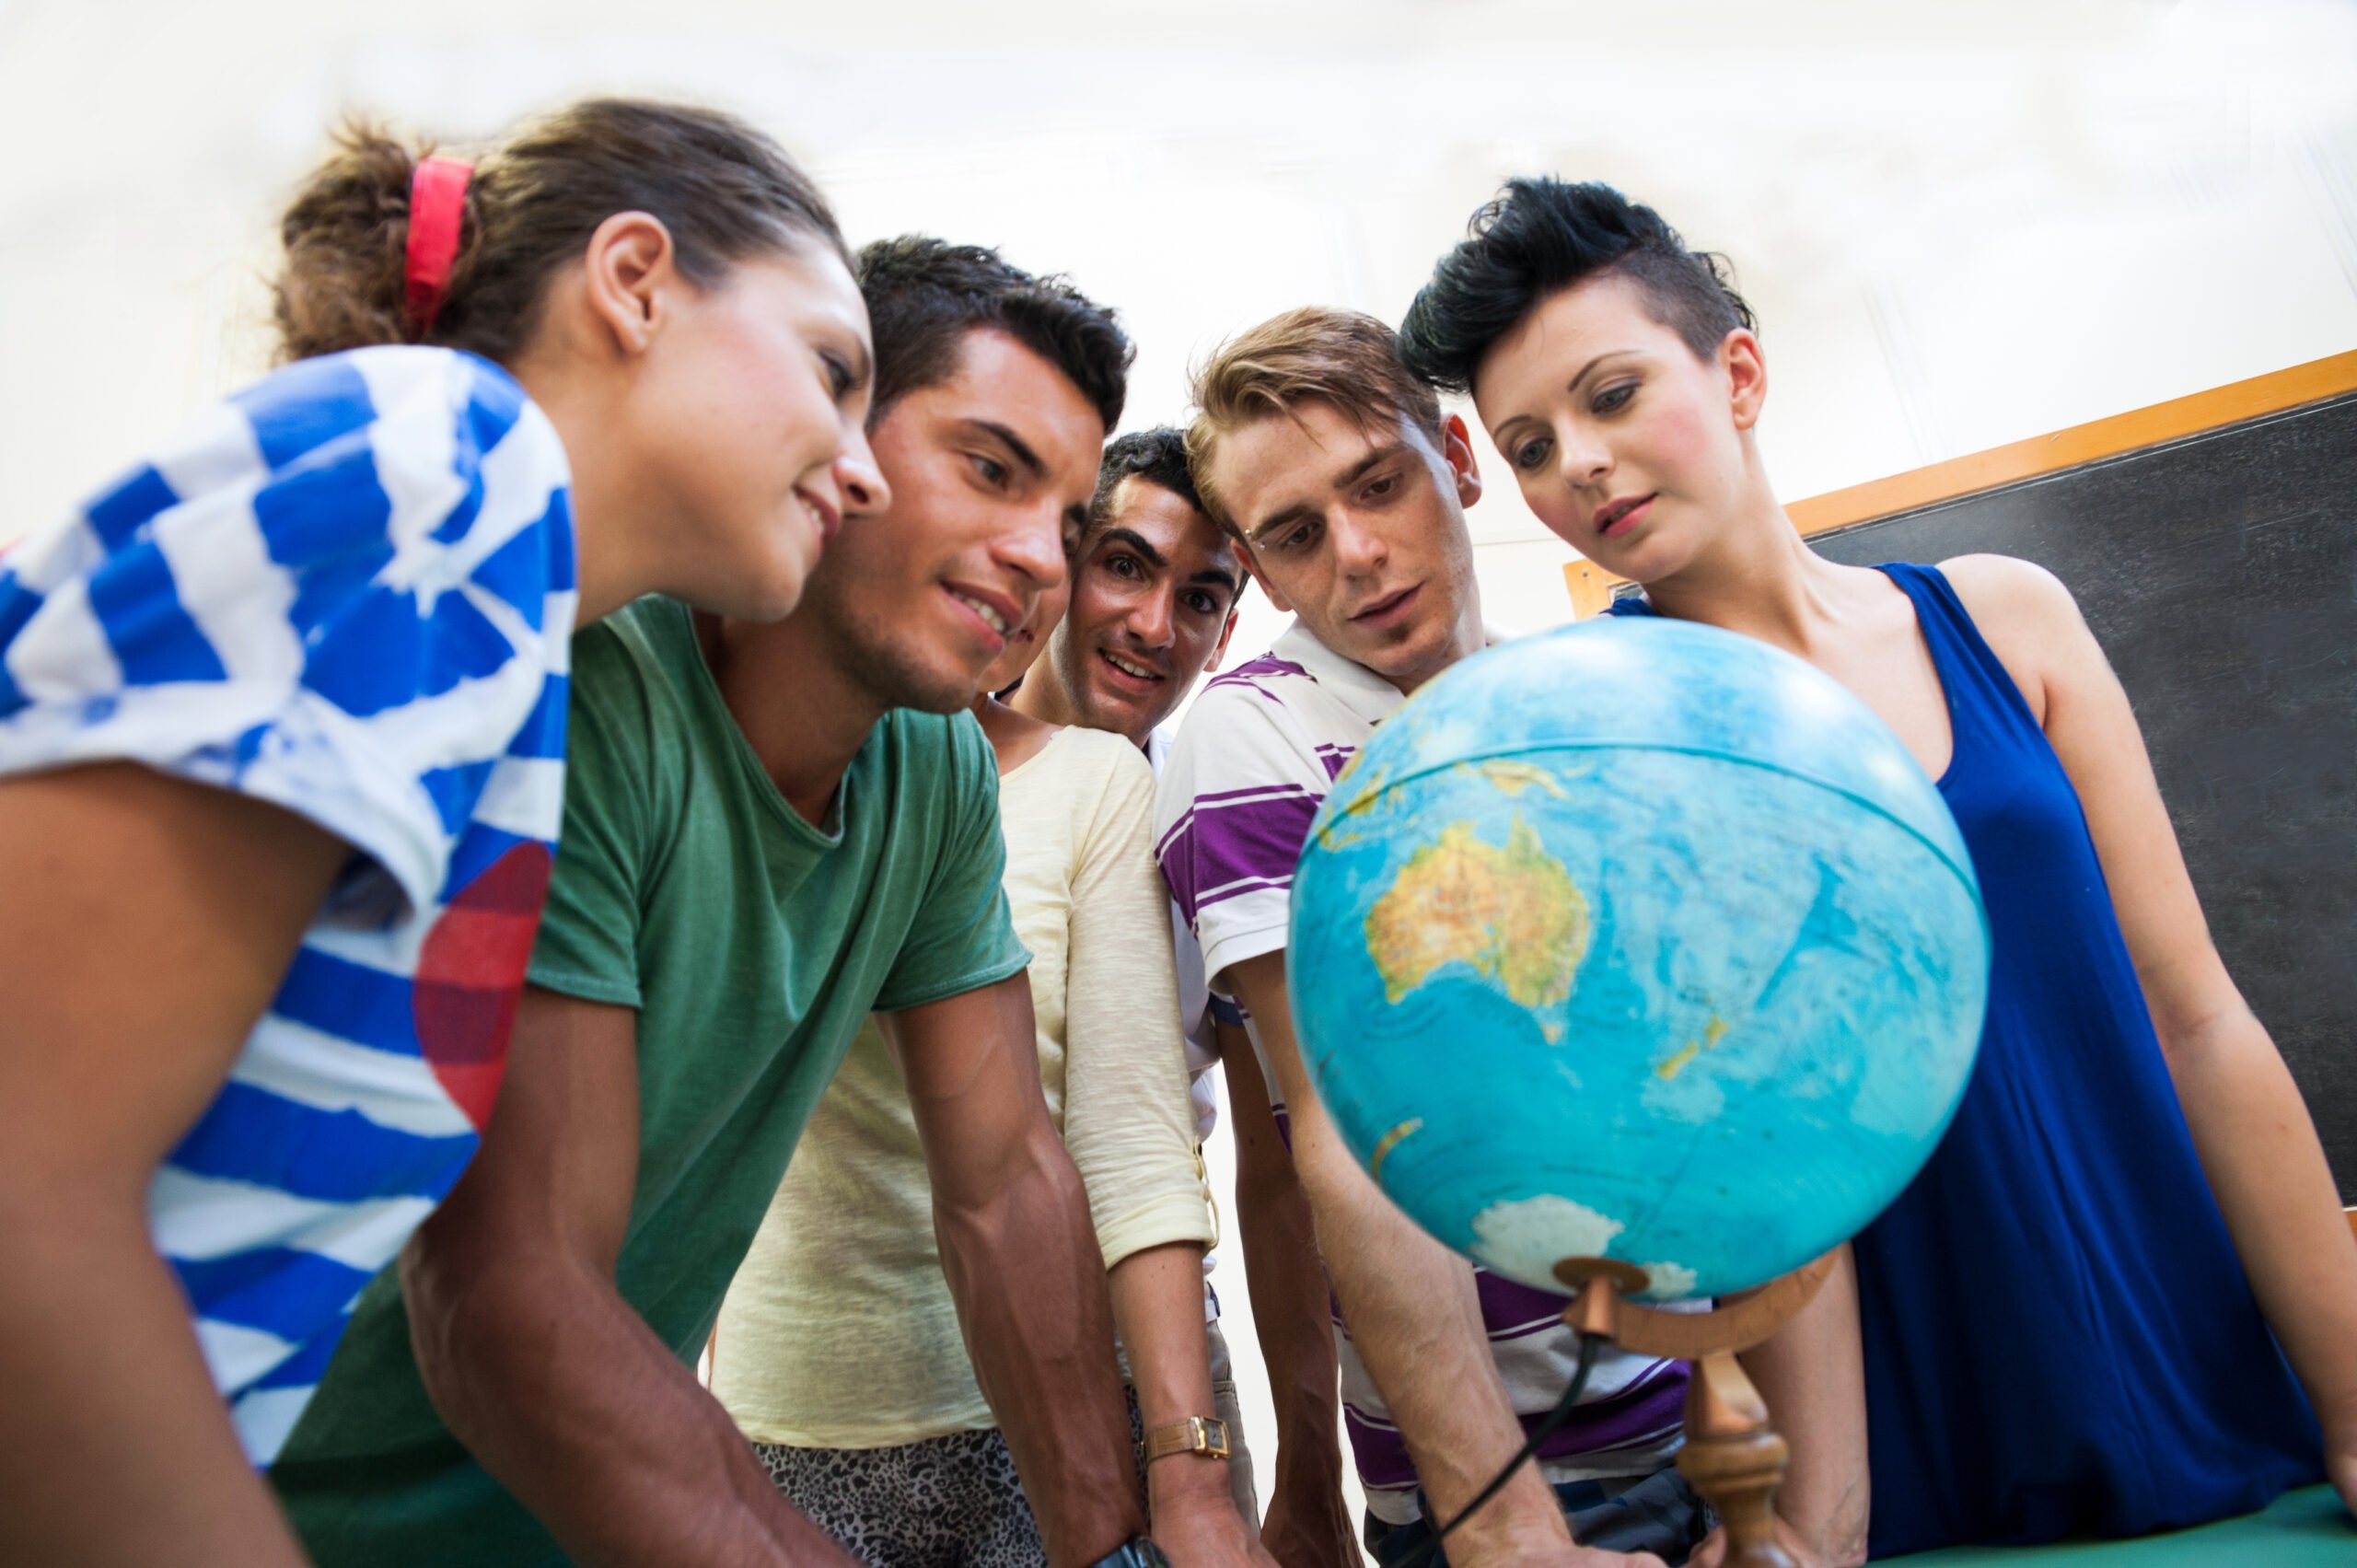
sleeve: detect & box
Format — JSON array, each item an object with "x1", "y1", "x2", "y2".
[
  {"x1": 0, "y1": 348, "x2": 574, "y2": 927},
  {"x1": 1151, "y1": 683, "x2": 1333, "y2": 988},
  {"x1": 872, "y1": 713, "x2": 1032, "y2": 1013},
  {"x1": 524, "y1": 625, "x2": 661, "y2": 1008},
  {"x1": 1061, "y1": 742, "x2": 1217, "y2": 1269}
]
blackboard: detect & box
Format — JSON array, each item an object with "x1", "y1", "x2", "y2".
[{"x1": 1807, "y1": 391, "x2": 2357, "y2": 1198}]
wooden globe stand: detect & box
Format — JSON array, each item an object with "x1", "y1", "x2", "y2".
[{"x1": 1553, "y1": 1253, "x2": 1838, "y2": 1568}]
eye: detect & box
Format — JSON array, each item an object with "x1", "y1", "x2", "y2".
[
  {"x1": 1183, "y1": 590, "x2": 1220, "y2": 616},
  {"x1": 970, "y1": 453, "x2": 1009, "y2": 488},
  {"x1": 1595, "y1": 382, "x2": 1636, "y2": 414},
  {"x1": 1281, "y1": 520, "x2": 1319, "y2": 553},
  {"x1": 820, "y1": 351, "x2": 854, "y2": 400},
  {"x1": 1106, "y1": 552, "x2": 1143, "y2": 580},
  {"x1": 1363, "y1": 472, "x2": 1399, "y2": 502},
  {"x1": 1512, "y1": 435, "x2": 1554, "y2": 471}
]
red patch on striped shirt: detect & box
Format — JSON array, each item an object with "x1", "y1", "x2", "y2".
[{"x1": 412, "y1": 842, "x2": 552, "y2": 1130}]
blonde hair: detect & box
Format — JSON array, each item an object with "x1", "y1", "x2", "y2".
[{"x1": 1185, "y1": 307, "x2": 1443, "y2": 531}]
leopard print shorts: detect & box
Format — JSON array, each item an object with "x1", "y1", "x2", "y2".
[{"x1": 753, "y1": 1426, "x2": 1049, "y2": 1568}]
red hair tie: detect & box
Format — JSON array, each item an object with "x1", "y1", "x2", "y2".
[{"x1": 404, "y1": 156, "x2": 474, "y2": 335}]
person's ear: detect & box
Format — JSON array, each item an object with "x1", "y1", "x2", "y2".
[
  {"x1": 1722, "y1": 329, "x2": 1768, "y2": 433},
  {"x1": 1234, "y1": 539, "x2": 1294, "y2": 615},
  {"x1": 1440, "y1": 412, "x2": 1484, "y2": 509},
  {"x1": 1207, "y1": 609, "x2": 1241, "y2": 673},
  {"x1": 579, "y1": 211, "x2": 679, "y2": 358}
]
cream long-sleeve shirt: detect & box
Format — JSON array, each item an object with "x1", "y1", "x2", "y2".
[{"x1": 712, "y1": 724, "x2": 1214, "y2": 1447}]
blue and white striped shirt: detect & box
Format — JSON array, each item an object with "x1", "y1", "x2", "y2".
[{"x1": 0, "y1": 345, "x2": 575, "y2": 1464}]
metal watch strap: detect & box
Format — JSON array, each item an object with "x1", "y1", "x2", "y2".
[
  {"x1": 1142, "y1": 1414, "x2": 1232, "y2": 1462},
  {"x1": 1086, "y1": 1537, "x2": 1172, "y2": 1568}
]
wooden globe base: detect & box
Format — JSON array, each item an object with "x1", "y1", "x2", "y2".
[{"x1": 1551, "y1": 1253, "x2": 1837, "y2": 1568}]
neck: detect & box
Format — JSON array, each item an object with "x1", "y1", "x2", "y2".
[
  {"x1": 697, "y1": 610, "x2": 883, "y2": 823},
  {"x1": 1637, "y1": 478, "x2": 1845, "y2": 656},
  {"x1": 1006, "y1": 657, "x2": 1093, "y2": 735},
  {"x1": 1389, "y1": 584, "x2": 1488, "y2": 696},
  {"x1": 510, "y1": 353, "x2": 650, "y2": 629},
  {"x1": 974, "y1": 691, "x2": 1061, "y2": 775}
]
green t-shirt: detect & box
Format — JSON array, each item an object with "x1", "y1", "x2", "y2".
[{"x1": 271, "y1": 596, "x2": 1028, "y2": 1566}]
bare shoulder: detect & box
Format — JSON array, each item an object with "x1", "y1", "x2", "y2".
[
  {"x1": 1935, "y1": 555, "x2": 2096, "y2": 724},
  {"x1": 1937, "y1": 553, "x2": 2084, "y2": 627}
]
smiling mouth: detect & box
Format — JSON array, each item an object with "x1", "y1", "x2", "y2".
[
  {"x1": 1097, "y1": 649, "x2": 1163, "y2": 689},
  {"x1": 949, "y1": 589, "x2": 1013, "y2": 638},
  {"x1": 795, "y1": 487, "x2": 841, "y2": 546}
]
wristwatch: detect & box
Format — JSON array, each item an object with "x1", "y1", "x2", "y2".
[
  {"x1": 1087, "y1": 1536, "x2": 1172, "y2": 1568},
  {"x1": 1142, "y1": 1414, "x2": 1232, "y2": 1463}
]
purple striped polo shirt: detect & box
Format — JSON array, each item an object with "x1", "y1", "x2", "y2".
[{"x1": 1151, "y1": 620, "x2": 1686, "y2": 1526}]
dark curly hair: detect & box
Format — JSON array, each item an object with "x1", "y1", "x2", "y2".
[
  {"x1": 855, "y1": 237, "x2": 1132, "y2": 433},
  {"x1": 1399, "y1": 178, "x2": 1755, "y2": 396},
  {"x1": 273, "y1": 98, "x2": 846, "y2": 366},
  {"x1": 1088, "y1": 425, "x2": 1199, "y2": 539}
]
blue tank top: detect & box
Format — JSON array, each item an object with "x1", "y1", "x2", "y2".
[{"x1": 1615, "y1": 564, "x2": 2321, "y2": 1554}]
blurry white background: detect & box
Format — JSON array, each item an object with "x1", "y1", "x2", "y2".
[{"x1": 6, "y1": 0, "x2": 2355, "y2": 1545}]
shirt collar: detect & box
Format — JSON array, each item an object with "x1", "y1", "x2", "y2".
[{"x1": 1271, "y1": 615, "x2": 1514, "y2": 729}]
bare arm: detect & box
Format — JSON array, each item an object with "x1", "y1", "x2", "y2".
[
  {"x1": 1691, "y1": 1247, "x2": 1869, "y2": 1568},
  {"x1": 884, "y1": 974, "x2": 1146, "y2": 1568},
  {"x1": 0, "y1": 764, "x2": 348, "y2": 1568},
  {"x1": 401, "y1": 984, "x2": 858, "y2": 1568},
  {"x1": 1950, "y1": 553, "x2": 2357, "y2": 1511},
  {"x1": 1109, "y1": 1241, "x2": 1281, "y2": 1566},
  {"x1": 1217, "y1": 1019, "x2": 1358, "y2": 1568},
  {"x1": 1226, "y1": 952, "x2": 1657, "y2": 1568}
]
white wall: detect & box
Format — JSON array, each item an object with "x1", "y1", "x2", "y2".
[{"x1": 7, "y1": 0, "x2": 2356, "y2": 1537}]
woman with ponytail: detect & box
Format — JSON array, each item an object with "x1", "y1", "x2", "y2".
[{"x1": 0, "y1": 97, "x2": 885, "y2": 1567}]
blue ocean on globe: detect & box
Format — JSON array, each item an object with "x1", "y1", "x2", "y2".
[{"x1": 1288, "y1": 615, "x2": 1991, "y2": 1301}]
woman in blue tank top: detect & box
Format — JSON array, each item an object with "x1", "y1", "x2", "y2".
[{"x1": 1396, "y1": 180, "x2": 2357, "y2": 1562}]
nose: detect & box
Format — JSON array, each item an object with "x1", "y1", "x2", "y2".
[
  {"x1": 1329, "y1": 509, "x2": 1388, "y2": 577},
  {"x1": 835, "y1": 424, "x2": 891, "y2": 519},
  {"x1": 993, "y1": 501, "x2": 1071, "y2": 597},
  {"x1": 1123, "y1": 587, "x2": 1175, "y2": 651},
  {"x1": 1556, "y1": 420, "x2": 1612, "y2": 490}
]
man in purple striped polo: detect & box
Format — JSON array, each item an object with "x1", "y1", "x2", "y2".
[{"x1": 1152, "y1": 308, "x2": 1700, "y2": 1568}]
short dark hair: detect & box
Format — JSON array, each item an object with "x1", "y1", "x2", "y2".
[
  {"x1": 1399, "y1": 179, "x2": 1756, "y2": 395},
  {"x1": 856, "y1": 236, "x2": 1132, "y2": 431},
  {"x1": 1089, "y1": 426, "x2": 1200, "y2": 540}
]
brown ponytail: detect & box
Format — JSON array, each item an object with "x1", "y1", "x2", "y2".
[{"x1": 272, "y1": 98, "x2": 848, "y2": 366}]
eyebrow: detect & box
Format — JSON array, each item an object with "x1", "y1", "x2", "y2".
[
  {"x1": 1244, "y1": 441, "x2": 1407, "y2": 546},
  {"x1": 966, "y1": 419, "x2": 1049, "y2": 480},
  {"x1": 1500, "y1": 349, "x2": 1638, "y2": 436},
  {"x1": 1097, "y1": 525, "x2": 1245, "y2": 600}
]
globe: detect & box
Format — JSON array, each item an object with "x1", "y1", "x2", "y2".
[{"x1": 1289, "y1": 615, "x2": 1990, "y2": 1302}]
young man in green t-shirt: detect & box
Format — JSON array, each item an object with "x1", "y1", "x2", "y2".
[{"x1": 271, "y1": 240, "x2": 1173, "y2": 1568}]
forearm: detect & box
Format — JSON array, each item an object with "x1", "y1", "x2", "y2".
[
  {"x1": 1737, "y1": 1247, "x2": 1868, "y2": 1567},
  {"x1": 2163, "y1": 1008, "x2": 2357, "y2": 1434},
  {"x1": 403, "y1": 1241, "x2": 853, "y2": 1568},
  {"x1": 1227, "y1": 953, "x2": 1563, "y2": 1562},
  {"x1": 1109, "y1": 1242, "x2": 1243, "y2": 1521},
  {"x1": 1234, "y1": 1168, "x2": 1353, "y2": 1540},
  {"x1": 0, "y1": 1198, "x2": 311, "y2": 1568},
  {"x1": 1291, "y1": 1114, "x2": 1568, "y2": 1560},
  {"x1": 942, "y1": 1126, "x2": 1147, "y2": 1567}
]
